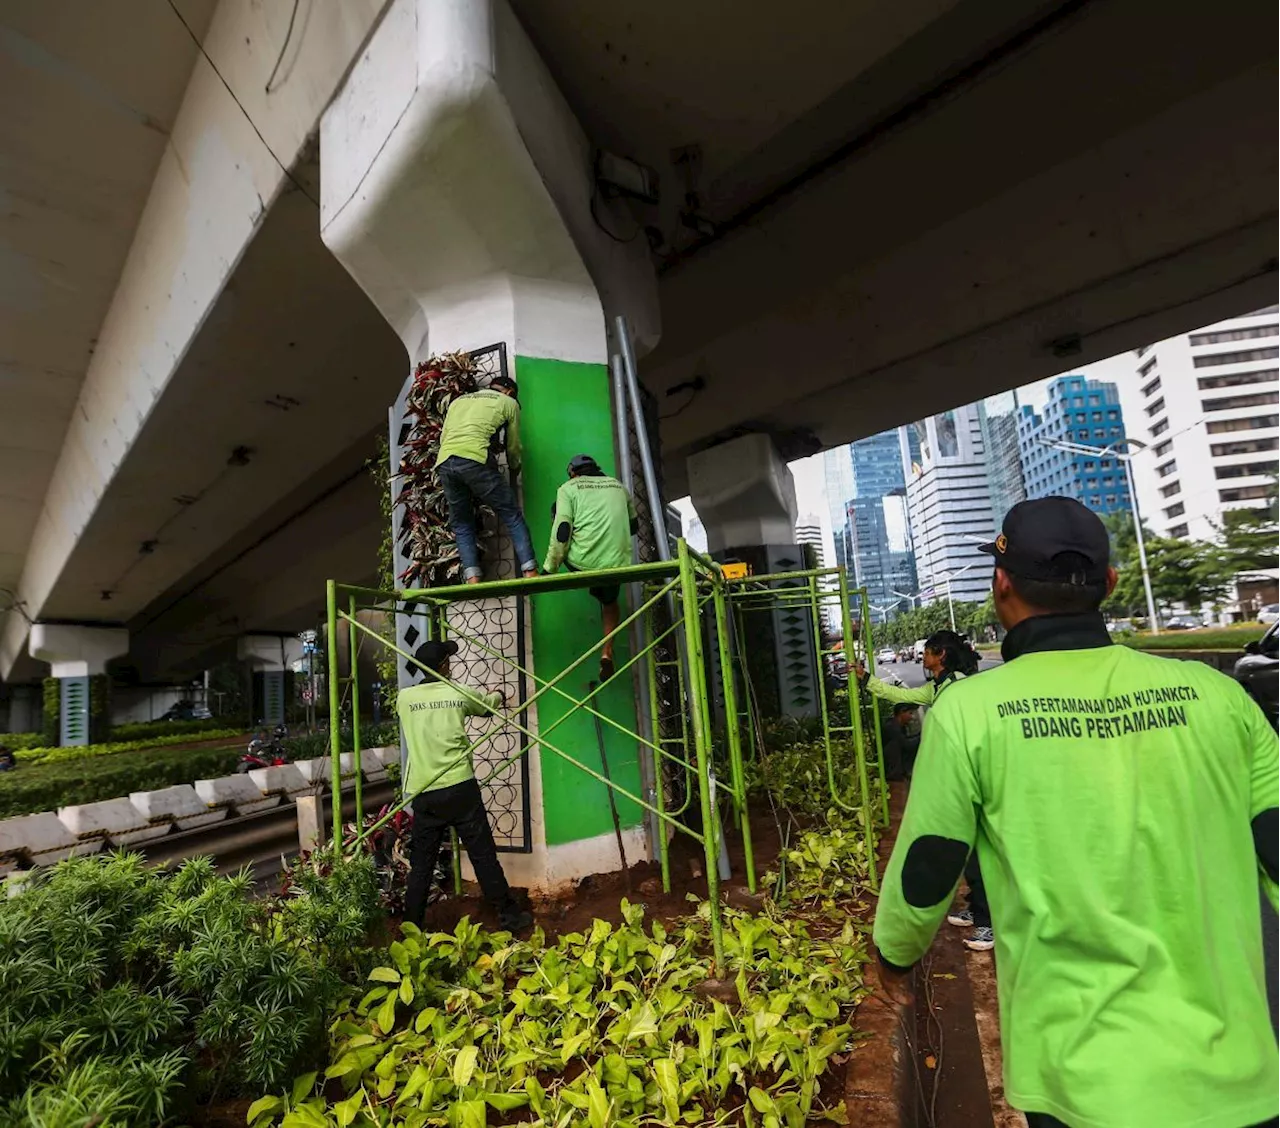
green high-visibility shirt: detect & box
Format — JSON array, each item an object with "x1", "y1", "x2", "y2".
[
  {"x1": 542, "y1": 475, "x2": 637, "y2": 575},
  {"x1": 865, "y1": 671, "x2": 969, "y2": 708},
  {"x1": 436, "y1": 389, "x2": 522, "y2": 474},
  {"x1": 396, "y1": 680, "x2": 503, "y2": 795},
  {"x1": 873, "y1": 613, "x2": 1279, "y2": 1128}
]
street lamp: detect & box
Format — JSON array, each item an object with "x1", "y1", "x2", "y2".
[
  {"x1": 891, "y1": 589, "x2": 921, "y2": 608},
  {"x1": 1035, "y1": 437, "x2": 1159, "y2": 634},
  {"x1": 932, "y1": 560, "x2": 982, "y2": 631}
]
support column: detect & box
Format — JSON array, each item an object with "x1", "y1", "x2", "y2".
[
  {"x1": 687, "y1": 434, "x2": 819, "y2": 719},
  {"x1": 236, "y1": 636, "x2": 302, "y2": 727},
  {"x1": 320, "y1": 0, "x2": 659, "y2": 891},
  {"x1": 28, "y1": 625, "x2": 128, "y2": 747}
]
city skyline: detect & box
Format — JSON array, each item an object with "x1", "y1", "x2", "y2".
[{"x1": 676, "y1": 304, "x2": 1277, "y2": 612}]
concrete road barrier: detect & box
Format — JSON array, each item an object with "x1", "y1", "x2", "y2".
[
  {"x1": 195, "y1": 775, "x2": 281, "y2": 818},
  {"x1": 248, "y1": 762, "x2": 310, "y2": 799},
  {"x1": 59, "y1": 797, "x2": 171, "y2": 848},
  {"x1": 0, "y1": 812, "x2": 98, "y2": 868},
  {"x1": 131, "y1": 784, "x2": 227, "y2": 832}
]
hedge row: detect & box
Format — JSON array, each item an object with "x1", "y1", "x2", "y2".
[
  {"x1": 0, "y1": 744, "x2": 247, "y2": 821},
  {"x1": 112, "y1": 717, "x2": 247, "y2": 742},
  {"x1": 19, "y1": 729, "x2": 243, "y2": 767}
]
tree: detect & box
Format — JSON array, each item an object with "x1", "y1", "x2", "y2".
[
  {"x1": 1105, "y1": 533, "x2": 1235, "y2": 616},
  {"x1": 1217, "y1": 504, "x2": 1279, "y2": 574}
]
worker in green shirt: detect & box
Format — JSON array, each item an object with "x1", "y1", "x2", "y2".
[
  {"x1": 858, "y1": 630, "x2": 993, "y2": 950},
  {"x1": 857, "y1": 629, "x2": 981, "y2": 707},
  {"x1": 397, "y1": 640, "x2": 532, "y2": 932},
  {"x1": 436, "y1": 376, "x2": 538, "y2": 584},
  {"x1": 874, "y1": 497, "x2": 1279, "y2": 1128},
  {"x1": 542, "y1": 454, "x2": 638, "y2": 682}
]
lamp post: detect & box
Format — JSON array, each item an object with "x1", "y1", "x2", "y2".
[
  {"x1": 932, "y1": 560, "x2": 981, "y2": 631},
  {"x1": 1035, "y1": 437, "x2": 1159, "y2": 634},
  {"x1": 891, "y1": 589, "x2": 921, "y2": 608}
]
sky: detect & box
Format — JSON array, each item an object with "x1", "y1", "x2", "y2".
[{"x1": 674, "y1": 352, "x2": 1138, "y2": 562}]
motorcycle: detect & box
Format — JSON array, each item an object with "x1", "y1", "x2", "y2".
[{"x1": 238, "y1": 722, "x2": 291, "y2": 773}]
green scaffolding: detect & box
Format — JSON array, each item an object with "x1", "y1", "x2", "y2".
[{"x1": 323, "y1": 544, "x2": 887, "y2": 972}]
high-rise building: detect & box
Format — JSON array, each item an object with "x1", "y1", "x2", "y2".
[
  {"x1": 1116, "y1": 307, "x2": 1279, "y2": 540},
  {"x1": 901, "y1": 404, "x2": 997, "y2": 606},
  {"x1": 847, "y1": 431, "x2": 918, "y2": 614},
  {"x1": 1016, "y1": 374, "x2": 1131, "y2": 515},
  {"x1": 978, "y1": 390, "x2": 1026, "y2": 523},
  {"x1": 794, "y1": 514, "x2": 824, "y2": 567},
  {"x1": 822, "y1": 446, "x2": 855, "y2": 573}
]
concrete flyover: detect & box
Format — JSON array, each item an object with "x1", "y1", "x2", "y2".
[{"x1": 0, "y1": 0, "x2": 1275, "y2": 694}]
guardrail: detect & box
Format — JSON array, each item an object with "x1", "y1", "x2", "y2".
[{"x1": 138, "y1": 779, "x2": 396, "y2": 882}]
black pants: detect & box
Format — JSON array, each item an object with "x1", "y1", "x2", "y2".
[
  {"x1": 1027, "y1": 1116, "x2": 1277, "y2": 1128},
  {"x1": 405, "y1": 778, "x2": 518, "y2": 926},
  {"x1": 965, "y1": 853, "x2": 991, "y2": 929}
]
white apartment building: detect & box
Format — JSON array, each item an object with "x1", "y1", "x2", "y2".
[
  {"x1": 1118, "y1": 306, "x2": 1279, "y2": 541},
  {"x1": 900, "y1": 404, "x2": 997, "y2": 606},
  {"x1": 794, "y1": 514, "x2": 825, "y2": 566}
]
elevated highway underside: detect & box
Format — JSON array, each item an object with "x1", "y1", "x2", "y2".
[{"x1": 1, "y1": 0, "x2": 1275, "y2": 682}]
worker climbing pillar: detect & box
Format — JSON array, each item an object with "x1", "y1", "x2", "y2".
[
  {"x1": 320, "y1": 0, "x2": 660, "y2": 890},
  {"x1": 687, "y1": 434, "x2": 820, "y2": 718}
]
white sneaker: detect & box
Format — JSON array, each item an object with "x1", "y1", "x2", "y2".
[
  {"x1": 946, "y1": 908, "x2": 973, "y2": 928},
  {"x1": 964, "y1": 927, "x2": 995, "y2": 952}
]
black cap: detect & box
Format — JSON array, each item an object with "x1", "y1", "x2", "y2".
[
  {"x1": 414, "y1": 640, "x2": 458, "y2": 675},
  {"x1": 567, "y1": 454, "x2": 600, "y2": 476},
  {"x1": 979, "y1": 497, "x2": 1110, "y2": 584},
  {"x1": 892, "y1": 702, "x2": 917, "y2": 715}
]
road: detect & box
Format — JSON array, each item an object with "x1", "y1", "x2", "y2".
[{"x1": 882, "y1": 651, "x2": 1279, "y2": 1034}]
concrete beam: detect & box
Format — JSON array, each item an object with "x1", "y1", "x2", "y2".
[
  {"x1": 28, "y1": 623, "x2": 128, "y2": 678},
  {"x1": 0, "y1": 0, "x2": 391, "y2": 679},
  {"x1": 687, "y1": 434, "x2": 798, "y2": 553}
]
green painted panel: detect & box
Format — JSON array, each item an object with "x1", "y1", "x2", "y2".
[{"x1": 516, "y1": 354, "x2": 643, "y2": 846}]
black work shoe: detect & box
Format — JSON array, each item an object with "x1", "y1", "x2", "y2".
[
  {"x1": 500, "y1": 909, "x2": 534, "y2": 933},
  {"x1": 599, "y1": 655, "x2": 615, "y2": 682}
]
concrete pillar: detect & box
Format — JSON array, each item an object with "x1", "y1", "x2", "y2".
[
  {"x1": 236, "y1": 635, "x2": 302, "y2": 726},
  {"x1": 319, "y1": 0, "x2": 658, "y2": 892},
  {"x1": 688, "y1": 434, "x2": 800, "y2": 554},
  {"x1": 28, "y1": 625, "x2": 128, "y2": 746},
  {"x1": 687, "y1": 435, "x2": 820, "y2": 719}
]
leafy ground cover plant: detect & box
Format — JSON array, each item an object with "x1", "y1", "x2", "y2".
[
  {"x1": 0, "y1": 849, "x2": 383, "y2": 1126},
  {"x1": 250, "y1": 898, "x2": 868, "y2": 1128}
]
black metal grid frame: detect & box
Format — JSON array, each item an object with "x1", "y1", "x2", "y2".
[{"x1": 389, "y1": 342, "x2": 532, "y2": 852}]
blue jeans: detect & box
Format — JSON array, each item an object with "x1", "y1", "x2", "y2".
[{"x1": 438, "y1": 456, "x2": 536, "y2": 579}]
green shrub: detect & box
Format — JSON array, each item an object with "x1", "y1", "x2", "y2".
[
  {"x1": 41, "y1": 677, "x2": 58, "y2": 746},
  {"x1": 18, "y1": 728, "x2": 241, "y2": 766},
  {"x1": 0, "y1": 850, "x2": 382, "y2": 1124},
  {"x1": 111, "y1": 717, "x2": 245, "y2": 742},
  {"x1": 251, "y1": 901, "x2": 866, "y2": 1128},
  {"x1": 0, "y1": 743, "x2": 244, "y2": 820},
  {"x1": 1121, "y1": 626, "x2": 1263, "y2": 651},
  {"x1": 0, "y1": 733, "x2": 43, "y2": 752},
  {"x1": 280, "y1": 720, "x2": 400, "y2": 762}
]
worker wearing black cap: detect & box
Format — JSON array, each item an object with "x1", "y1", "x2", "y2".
[
  {"x1": 395, "y1": 640, "x2": 532, "y2": 932},
  {"x1": 542, "y1": 454, "x2": 638, "y2": 682},
  {"x1": 873, "y1": 496, "x2": 1278, "y2": 1128},
  {"x1": 436, "y1": 375, "x2": 539, "y2": 584}
]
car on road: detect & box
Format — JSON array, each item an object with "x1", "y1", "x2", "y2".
[
  {"x1": 1163, "y1": 616, "x2": 1199, "y2": 630},
  {"x1": 159, "y1": 699, "x2": 212, "y2": 722},
  {"x1": 876, "y1": 649, "x2": 896, "y2": 665},
  {"x1": 1258, "y1": 603, "x2": 1279, "y2": 625},
  {"x1": 1234, "y1": 623, "x2": 1278, "y2": 730}
]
